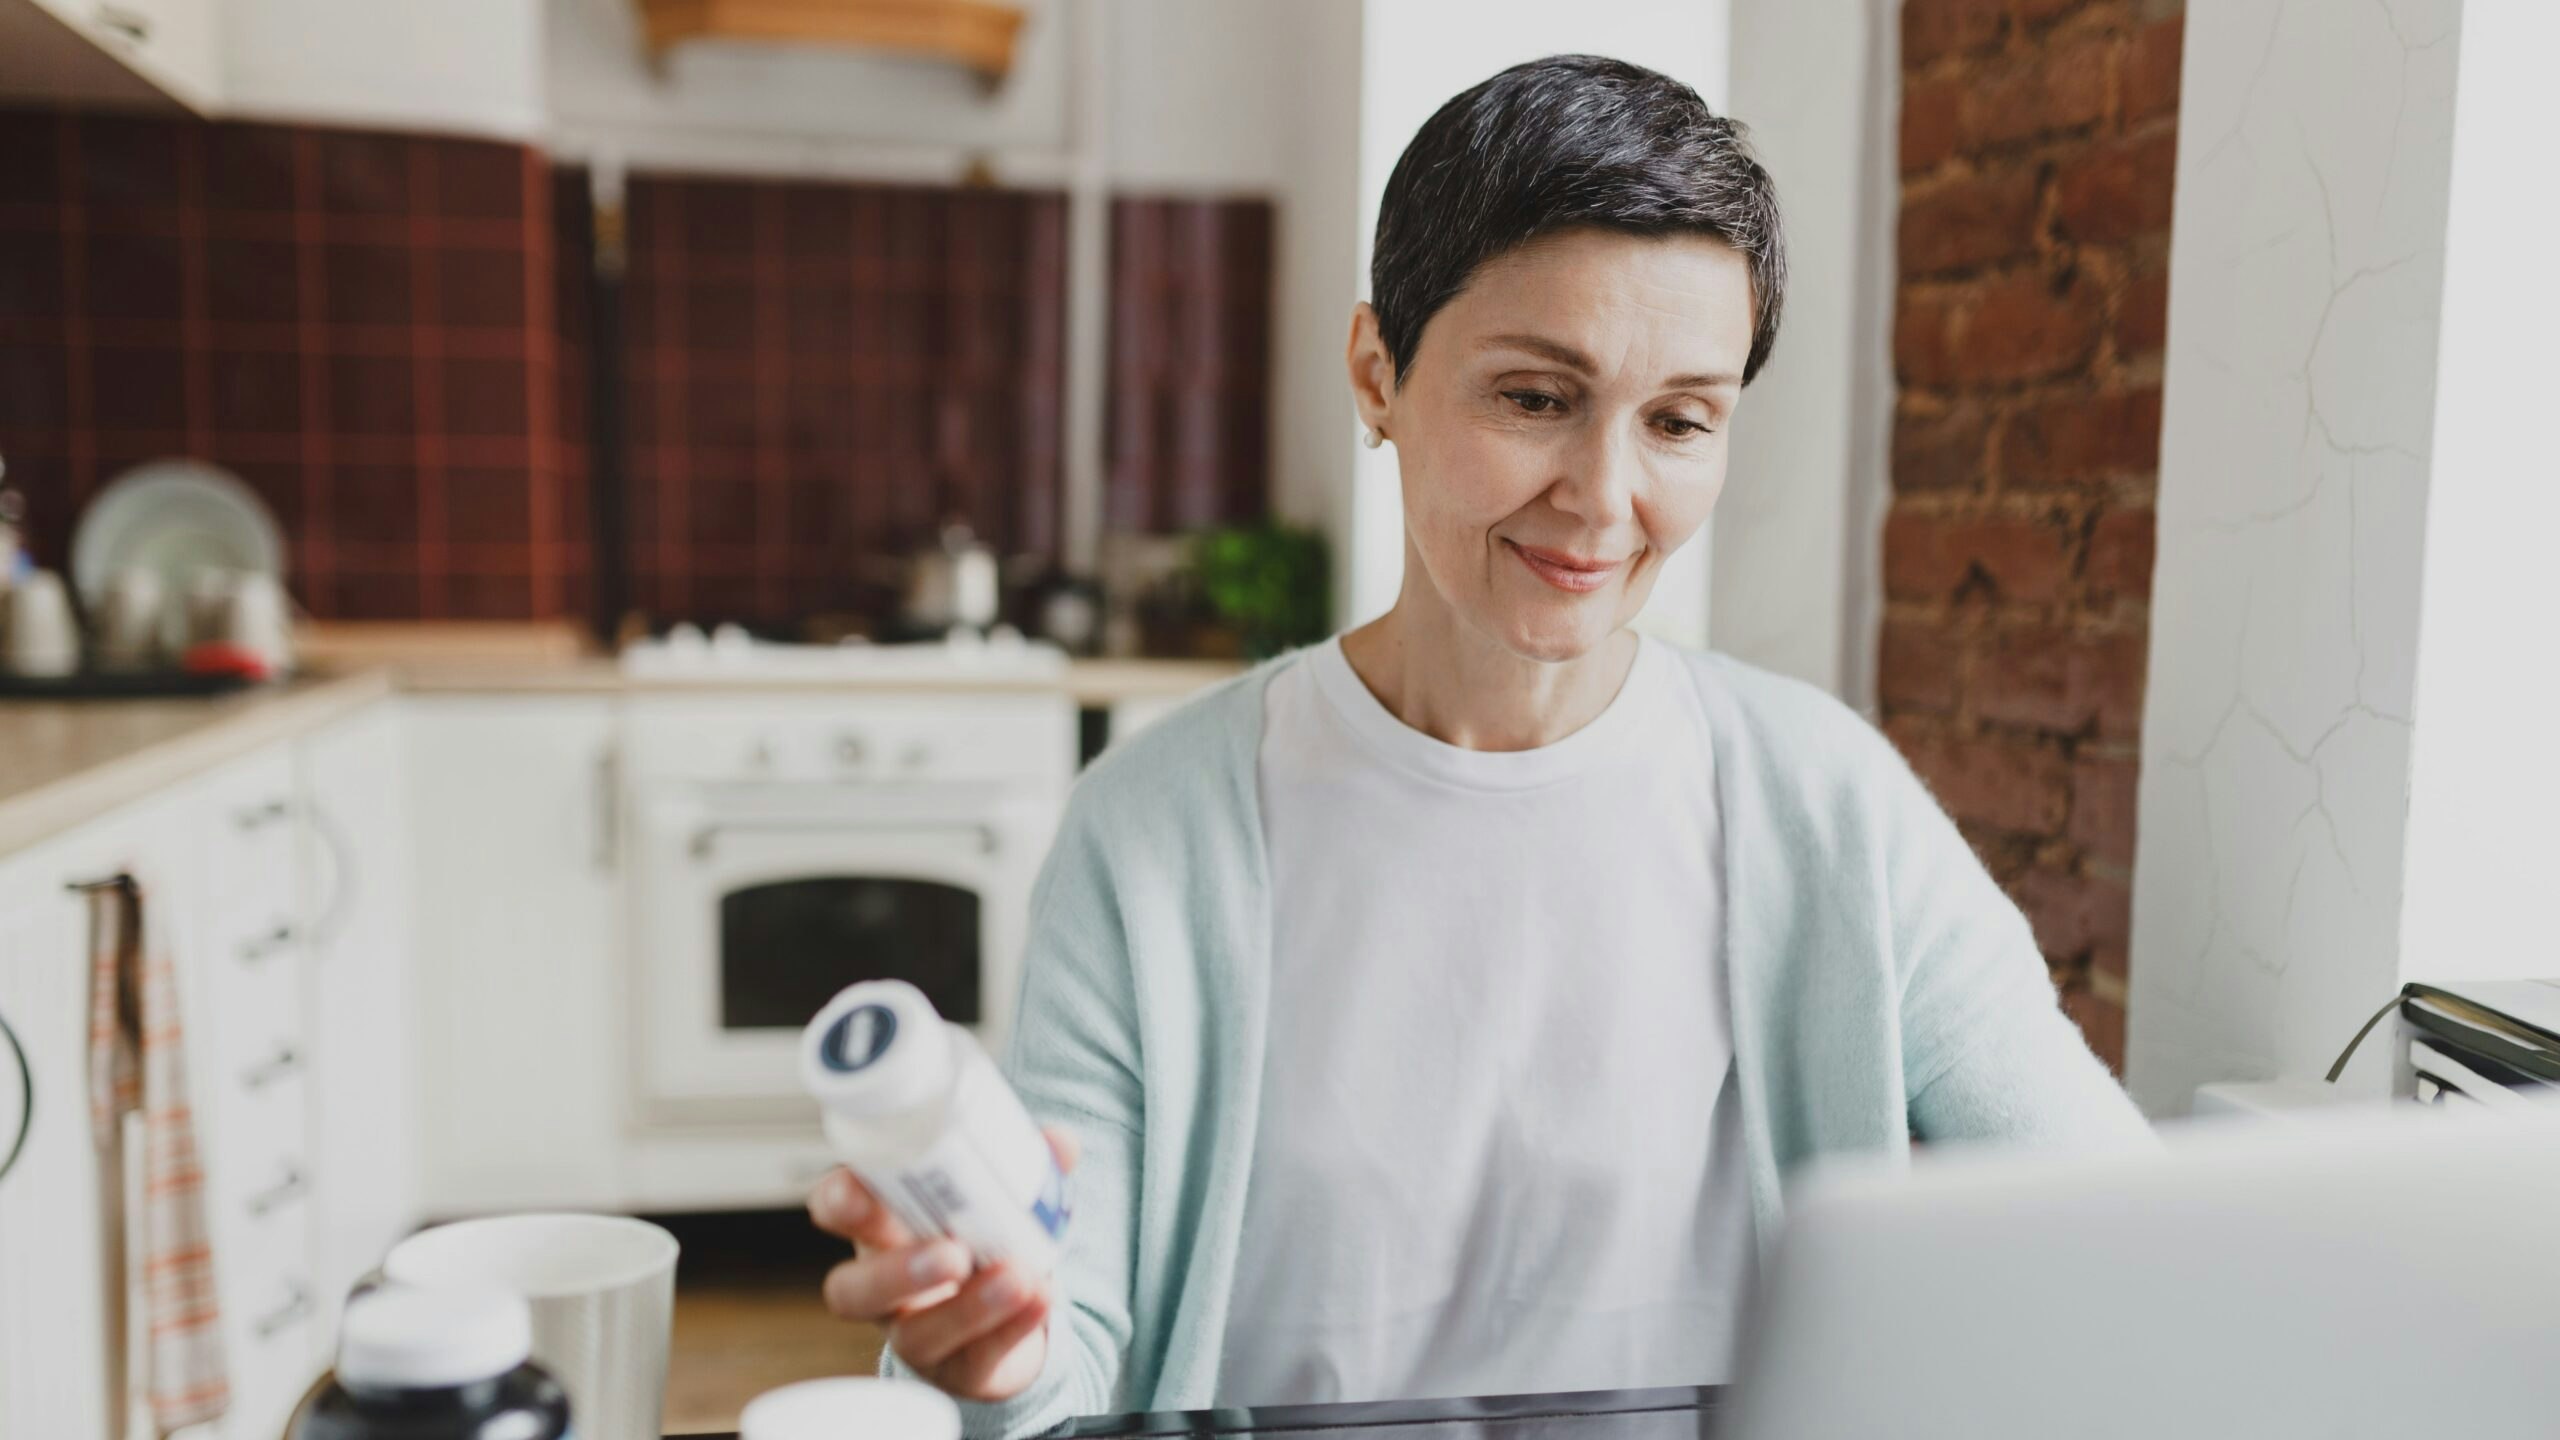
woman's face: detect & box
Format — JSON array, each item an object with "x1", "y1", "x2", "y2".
[{"x1": 1350, "y1": 227, "x2": 1755, "y2": 663}]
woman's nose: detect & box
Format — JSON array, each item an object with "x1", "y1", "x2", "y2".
[{"x1": 1545, "y1": 424, "x2": 1641, "y2": 531}]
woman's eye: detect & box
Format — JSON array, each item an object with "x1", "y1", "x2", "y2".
[
  {"x1": 1656, "y1": 415, "x2": 1710, "y2": 439},
  {"x1": 1505, "y1": 391, "x2": 1563, "y2": 415}
]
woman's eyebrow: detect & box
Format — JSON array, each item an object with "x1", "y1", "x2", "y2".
[{"x1": 1477, "y1": 333, "x2": 1740, "y2": 391}]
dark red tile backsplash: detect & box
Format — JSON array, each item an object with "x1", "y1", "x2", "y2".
[
  {"x1": 0, "y1": 105, "x2": 580, "y2": 621},
  {"x1": 2, "y1": 105, "x2": 1275, "y2": 630},
  {"x1": 612, "y1": 172, "x2": 1070, "y2": 626},
  {"x1": 1108, "y1": 196, "x2": 1272, "y2": 533}
]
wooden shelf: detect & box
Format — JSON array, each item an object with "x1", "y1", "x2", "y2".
[{"x1": 636, "y1": 0, "x2": 1027, "y2": 84}]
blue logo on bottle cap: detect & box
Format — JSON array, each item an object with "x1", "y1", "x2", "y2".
[{"x1": 819, "y1": 1004, "x2": 898, "y2": 1073}]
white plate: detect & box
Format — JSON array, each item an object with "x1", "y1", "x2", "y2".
[{"x1": 71, "y1": 459, "x2": 286, "y2": 610}]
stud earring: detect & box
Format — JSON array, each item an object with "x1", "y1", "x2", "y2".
[{"x1": 1362, "y1": 427, "x2": 1386, "y2": 450}]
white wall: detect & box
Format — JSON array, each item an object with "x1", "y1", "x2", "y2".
[
  {"x1": 1100, "y1": 0, "x2": 1366, "y2": 575},
  {"x1": 2394, "y1": 0, "x2": 2560, "y2": 990},
  {"x1": 1716, "y1": 0, "x2": 1898, "y2": 703},
  {"x1": 1344, "y1": 0, "x2": 1733, "y2": 641},
  {"x1": 2128, "y1": 0, "x2": 2461, "y2": 1112}
]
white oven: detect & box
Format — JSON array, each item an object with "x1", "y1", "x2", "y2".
[{"x1": 625, "y1": 690, "x2": 1073, "y2": 1128}]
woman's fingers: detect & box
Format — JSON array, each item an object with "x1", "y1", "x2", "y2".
[
  {"x1": 821, "y1": 1238, "x2": 973, "y2": 1323},
  {"x1": 807, "y1": 1166, "x2": 916, "y2": 1252},
  {"x1": 932, "y1": 1290, "x2": 1054, "y2": 1401},
  {"x1": 817, "y1": 1137, "x2": 1070, "y2": 1402},
  {"x1": 893, "y1": 1263, "x2": 1049, "y2": 1373}
]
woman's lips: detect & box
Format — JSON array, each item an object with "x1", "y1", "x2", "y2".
[{"x1": 1506, "y1": 539, "x2": 1622, "y2": 593}]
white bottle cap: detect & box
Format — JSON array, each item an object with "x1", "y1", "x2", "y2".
[
  {"x1": 740, "y1": 1378, "x2": 960, "y2": 1440},
  {"x1": 803, "y1": 979, "x2": 953, "y2": 1116},
  {"x1": 336, "y1": 1284, "x2": 533, "y2": 1390}
]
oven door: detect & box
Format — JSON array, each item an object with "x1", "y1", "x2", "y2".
[{"x1": 635, "y1": 782, "x2": 1025, "y2": 1117}]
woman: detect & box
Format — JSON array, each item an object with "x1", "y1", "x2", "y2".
[{"x1": 808, "y1": 53, "x2": 2150, "y2": 1437}]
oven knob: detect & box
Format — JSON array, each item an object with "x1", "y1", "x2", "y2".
[
  {"x1": 835, "y1": 735, "x2": 868, "y2": 768},
  {"x1": 747, "y1": 740, "x2": 775, "y2": 772},
  {"x1": 900, "y1": 742, "x2": 932, "y2": 773}
]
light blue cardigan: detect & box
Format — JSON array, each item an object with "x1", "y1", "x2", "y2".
[{"x1": 891, "y1": 645, "x2": 2150, "y2": 1436}]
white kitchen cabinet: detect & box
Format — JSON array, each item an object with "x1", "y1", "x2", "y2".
[
  {"x1": 0, "y1": 706, "x2": 423, "y2": 1440},
  {"x1": 2, "y1": 0, "x2": 224, "y2": 111},
  {"x1": 181, "y1": 747, "x2": 328, "y2": 1440},
  {"x1": 406, "y1": 696, "x2": 628, "y2": 1215},
  {"x1": 218, "y1": 0, "x2": 544, "y2": 140},
  {"x1": 295, "y1": 703, "x2": 418, "y2": 1346}
]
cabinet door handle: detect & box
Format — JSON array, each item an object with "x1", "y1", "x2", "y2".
[
  {"x1": 246, "y1": 1163, "x2": 307, "y2": 1218},
  {"x1": 93, "y1": 3, "x2": 150, "y2": 43},
  {"x1": 306, "y1": 797, "x2": 361, "y2": 949},
  {"x1": 253, "y1": 1283, "x2": 311, "y2": 1340},
  {"x1": 0, "y1": 1010, "x2": 30, "y2": 1188},
  {"x1": 238, "y1": 923, "x2": 297, "y2": 964},
  {"x1": 593, "y1": 747, "x2": 620, "y2": 872},
  {"x1": 242, "y1": 1044, "x2": 301, "y2": 1091},
  {"x1": 235, "y1": 798, "x2": 293, "y2": 833}
]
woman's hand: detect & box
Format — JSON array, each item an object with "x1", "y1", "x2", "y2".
[{"x1": 808, "y1": 1128, "x2": 1080, "y2": 1403}]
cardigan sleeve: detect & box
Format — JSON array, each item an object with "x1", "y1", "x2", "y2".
[
  {"x1": 1868, "y1": 731, "x2": 2156, "y2": 1150},
  {"x1": 884, "y1": 803, "x2": 1146, "y2": 1438}
]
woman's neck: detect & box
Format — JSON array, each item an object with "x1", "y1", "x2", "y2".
[{"x1": 1337, "y1": 576, "x2": 1640, "y2": 752}]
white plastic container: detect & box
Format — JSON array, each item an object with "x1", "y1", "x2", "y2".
[
  {"x1": 741, "y1": 1378, "x2": 959, "y2": 1440},
  {"x1": 801, "y1": 980, "x2": 1069, "y2": 1275}
]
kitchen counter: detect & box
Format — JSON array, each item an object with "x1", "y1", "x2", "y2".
[
  {"x1": 0, "y1": 651, "x2": 1245, "y2": 861},
  {"x1": 0, "y1": 668, "x2": 394, "y2": 859},
  {"x1": 394, "y1": 656, "x2": 1248, "y2": 707}
]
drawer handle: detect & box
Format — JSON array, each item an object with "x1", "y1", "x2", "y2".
[
  {"x1": 235, "y1": 798, "x2": 293, "y2": 832},
  {"x1": 93, "y1": 3, "x2": 151, "y2": 43},
  {"x1": 238, "y1": 923, "x2": 297, "y2": 964},
  {"x1": 246, "y1": 1163, "x2": 307, "y2": 1218},
  {"x1": 241, "y1": 1044, "x2": 301, "y2": 1091},
  {"x1": 253, "y1": 1283, "x2": 310, "y2": 1340}
]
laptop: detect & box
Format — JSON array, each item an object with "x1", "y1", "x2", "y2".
[{"x1": 1723, "y1": 1102, "x2": 2560, "y2": 1438}]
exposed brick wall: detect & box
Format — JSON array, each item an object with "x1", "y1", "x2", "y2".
[{"x1": 1885, "y1": 0, "x2": 2183, "y2": 1071}]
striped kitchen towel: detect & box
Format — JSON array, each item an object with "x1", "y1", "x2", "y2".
[{"x1": 88, "y1": 877, "x2": 230, "y2": 1435}]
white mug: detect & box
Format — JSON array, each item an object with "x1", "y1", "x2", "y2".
[
  {"x1": 94, "y1": 567, "x2": 166, "y2": 671},
  {"x1": 378, "y1": 1213, "x2": 679, "y2": 1440},
  {"x1": 4, "y1": 570, "x2": 78, "y2": 678},
  {"x1": 222, "y1": 572, "x2": 294, "y2": 674},
  {"x1": 185, "y1": 568, "x2": 238, "y2": 649}
]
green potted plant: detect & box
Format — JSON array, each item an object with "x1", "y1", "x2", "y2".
[{"x1": 1193, "y1": 523, "x2": 1331, "y2": 660}]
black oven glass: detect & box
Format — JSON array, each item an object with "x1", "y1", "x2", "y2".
[{"x1": 718, "y1": 877, "x2": 983, "y2": 1030}]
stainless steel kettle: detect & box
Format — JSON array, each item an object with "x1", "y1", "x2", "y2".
[{"x1": 900, "y1": 520, "x2": 1002, "y2": 635}]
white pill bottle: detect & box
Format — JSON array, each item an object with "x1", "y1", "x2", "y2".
[{"x1": 800, "y1": 979, "x2": 1070, "y2": 1276}]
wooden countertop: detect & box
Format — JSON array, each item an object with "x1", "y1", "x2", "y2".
[
  {"x1": 391, "y1": 656, "x2": 1247, "y2": 706},
  {"x1": 0, "y1": 651, "x2": 1244, "y2": 861},
  {"x1": 0, "y1": 669, "x2": 394, "y2": 860}
]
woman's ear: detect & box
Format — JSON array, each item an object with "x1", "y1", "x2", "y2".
[{"x1": 1345, "y1": 302, "x2": 1398, "y2": 436}]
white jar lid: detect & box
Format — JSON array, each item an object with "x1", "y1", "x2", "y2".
[
  {"x1": 740, "y1": 1378, "x2": 961, "y2": 1440},
  {"x1": 337, "y1": 1285, "x2": 532, "y2": 1390}
]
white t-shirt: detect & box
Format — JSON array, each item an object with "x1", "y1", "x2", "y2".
[{"x1": 1217, "y1": 634, "x2": 1752, "y2": 1407}]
